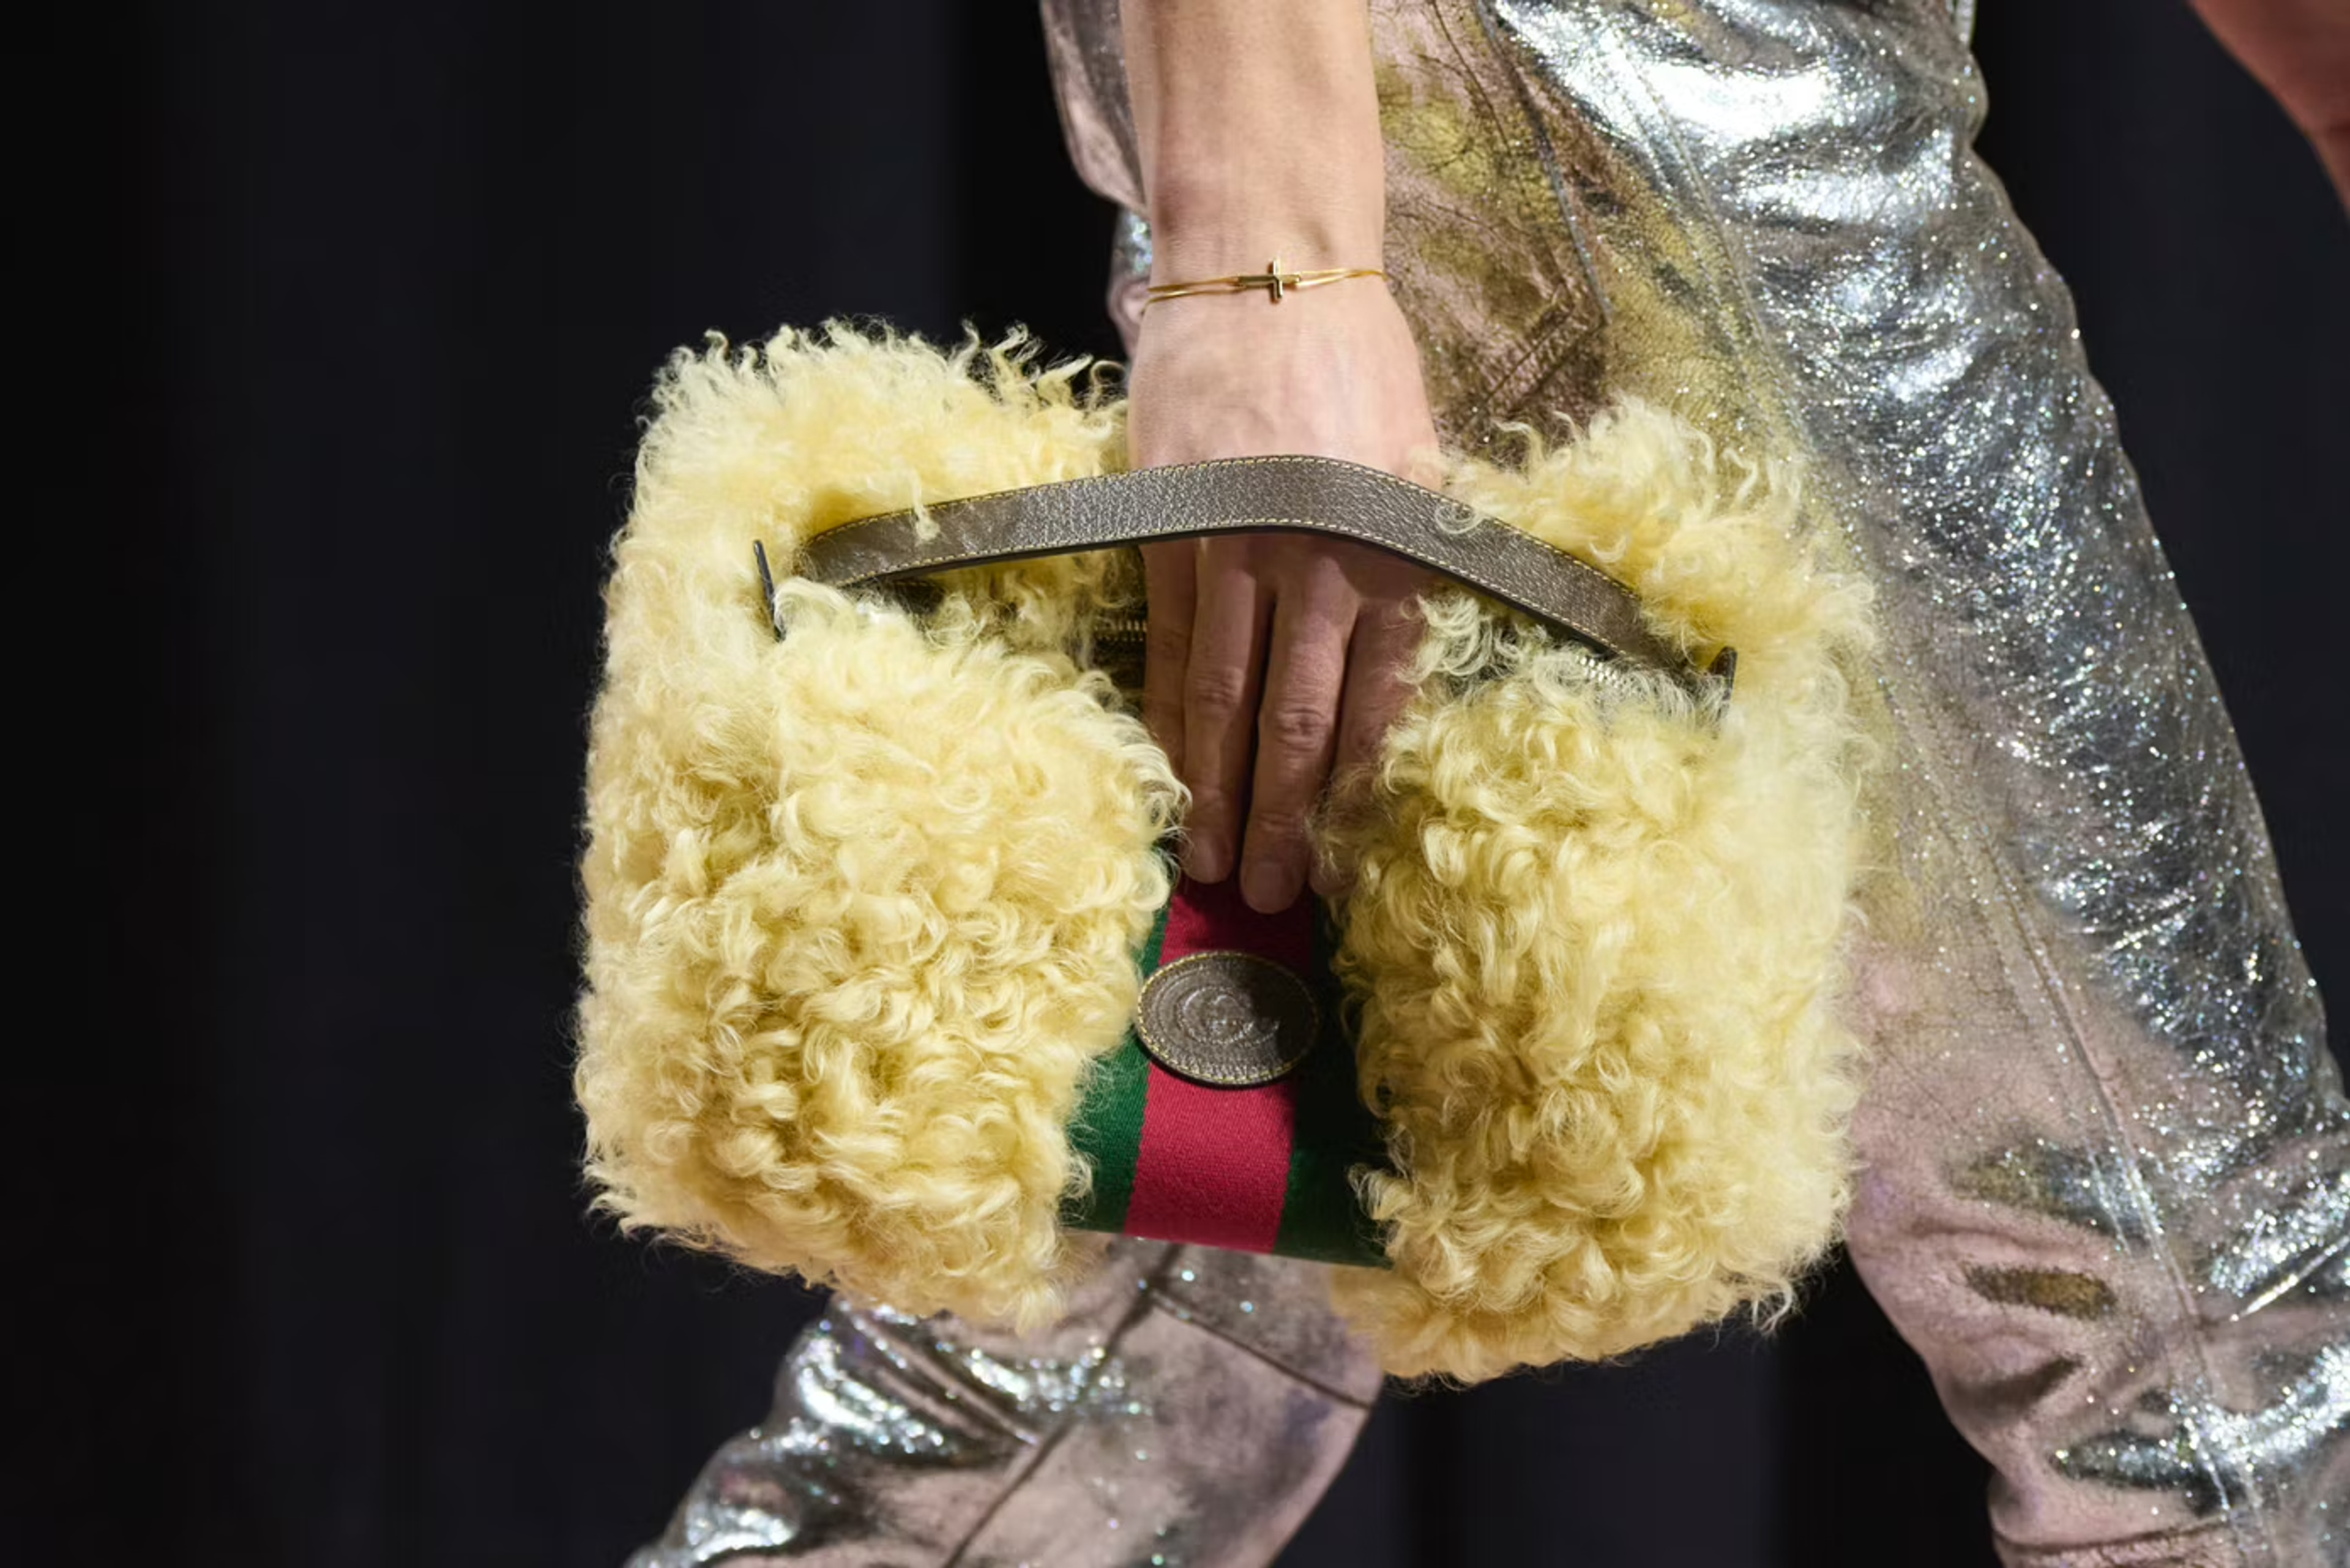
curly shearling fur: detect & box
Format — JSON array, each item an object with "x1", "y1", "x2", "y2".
[
  {"x1": 1324, "y1": 411, "x2": 1876, "y2": 1379},
  {"x1": 578, "y1": 326, "x2": 1176, "y2": 1329},
  {"x1": 576, "y1": 324, "x2": 1874, "y2": 1376}
]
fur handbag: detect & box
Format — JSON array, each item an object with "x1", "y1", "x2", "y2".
[{"x1": 574, "y1": 324, "x2": 1875, "y2": 1382}]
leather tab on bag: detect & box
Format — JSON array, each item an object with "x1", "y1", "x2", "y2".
[{"x1": 789, "y1": 457, "x2": 1725, "y2": 692}]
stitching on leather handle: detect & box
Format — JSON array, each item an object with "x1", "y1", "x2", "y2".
[
  {"x1": 841, "y1": 512, "x2": 1636, "y2": 661},
  {"x1": 788, "y1": 456, "x2": 1707, "y2": 675},
  {"x1": 804, "y1": 455, "x2": 1642, "y2": 617}
]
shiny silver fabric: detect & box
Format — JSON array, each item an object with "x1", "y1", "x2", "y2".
[
  {"x1": 630, "y1": 1242, "x2": 1379, "y2": 1567},
  {"x1": 636, "y1": 1, "x2": 2347, "y2": 1562}
]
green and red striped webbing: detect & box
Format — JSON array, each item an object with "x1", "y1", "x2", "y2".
[{"x1": 1063, "y1": 873, "x2": 1390, "y2": 1268}]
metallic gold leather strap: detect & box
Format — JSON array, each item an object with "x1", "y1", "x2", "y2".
[{"x1": 788, "y1": 456, "x2": 1728, "y2": 691}]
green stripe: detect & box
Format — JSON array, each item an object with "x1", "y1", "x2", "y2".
[
  {"x1": 1064, "y1": 883, "x2": 1390, "y2": 1267},
  {"x1": 1273, "y1": 909, "x2": 1391, "y2": 1267},
  {"x1": 1062, "y1": 897, "x2": 1172, "y2": 1234}
]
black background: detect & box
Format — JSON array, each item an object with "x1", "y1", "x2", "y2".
[{"x1": 34, "y1": 3, "x2": 2344, "y2": 1564}]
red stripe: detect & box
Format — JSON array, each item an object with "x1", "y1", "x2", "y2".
[
  {"x1": 1126, "y1": 1068, "x2": 1297, "y2": 1252},
  {"x1": 1121, "y1": 876, "x2": 1311, "y2": 1254},
  {"x1": 1160, "y1": 872, "x2": 1315, "y2": 972}
]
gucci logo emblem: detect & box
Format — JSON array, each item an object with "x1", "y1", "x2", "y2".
[
  {"x1": 1178, "y1": 983, "x2": 1279, "y2": 1052},
  {"x1": 1135, "y1": 950, "x2": 1320, "y2": 1088}
]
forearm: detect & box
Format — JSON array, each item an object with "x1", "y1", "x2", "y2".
[
  {"x1": 1120, "y1": 0, "x2": 1387, "y2": 280},
  {"x1": 1119, "y1": 1, "x2": 1436, "y2": 913}
]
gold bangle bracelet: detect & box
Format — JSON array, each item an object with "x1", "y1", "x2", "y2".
[{"x1": 1141, "y1": 255, "x2": 1387, "y2": 310}]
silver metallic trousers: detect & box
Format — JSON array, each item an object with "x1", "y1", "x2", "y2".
[{"x1": 633, "y1": 2, "x2": 2348, "y2": 1562}]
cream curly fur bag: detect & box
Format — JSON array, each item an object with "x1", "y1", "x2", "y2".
[{"x1": 575, "y1": 324, "x2": 1876, "y2": 1383}]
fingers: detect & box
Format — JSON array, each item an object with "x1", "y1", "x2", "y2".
[
  {"x1": 1147, "y1": 532, "x2": 1423, "y2": 911},
  {"x1": 1181, "y1": 540, "x2": 1273, "y2": 885},
  {"x1": 1331, "y1": 592, "x2": 1419, "y2": 782},
  {"x1": 1310, "y1": 591, "x2": 1420, "y2": 900},
  {"x1": 1241, "y1": 578, "x2": 1354, "y2": 913},
  {"x1": 1140, "y1": 540, "x2": 1197, "y2": 777}
]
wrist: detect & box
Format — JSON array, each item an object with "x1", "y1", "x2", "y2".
[
  {"x1": 1123, "y1": 0, "x2": 1387, "y2": 283},
  {"x1": 1146, "y1": 171, "x2": 1386, "y2": 284}
]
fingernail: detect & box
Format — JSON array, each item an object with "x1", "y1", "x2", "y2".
[
  {"x1": 1242, "y1": 859, "x2": 1294, "y2": 913},
  {"x1": 1187, "y1": 837, "x2": 1229, "y2": 883}
]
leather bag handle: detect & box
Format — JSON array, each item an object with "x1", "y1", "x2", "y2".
[{"x1": 778, "y1": 455, "x2": 1730, "y2": 692}]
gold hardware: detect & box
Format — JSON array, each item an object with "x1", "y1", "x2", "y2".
[{"x1": 1142, "y1": 255, "x2": 1387, "y2": 310}]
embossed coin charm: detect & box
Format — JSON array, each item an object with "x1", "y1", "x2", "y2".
[{"x1": 1136, "y1": 950, "x2": 1321, "y2": 1088}]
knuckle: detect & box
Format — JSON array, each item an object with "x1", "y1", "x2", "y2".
[
  {"x1": 1249, "y1": 804, "x2": 1312, "y2": 845},
  {"x1": 1261, "y1": 698, "x2": 1336, "y2": 756},
  {"x1": 1186, "y1": 782, "x2": 1235, "y2": 823},
  {"x1": 1185, "y1": 663, "x2": 1252, "y2": 715},
  {"x1": 1244, "y1": 812, "x2": 1315, "y2": 870},
  {"x1": 1145, "y1": 622, "x2": 1192, "y2": 668}
]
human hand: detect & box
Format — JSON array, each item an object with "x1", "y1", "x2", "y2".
[{"x1": 1124, "y1": 278, "x2": 1442, "y2": 915}]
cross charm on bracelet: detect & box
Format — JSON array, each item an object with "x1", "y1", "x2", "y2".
[
  {"x1": 1232, "y1": 257, "x2": 1305, "y2": 302},
  {"x1": 1140, "y1": 257, "x2": 1387, "y2": 310}
]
